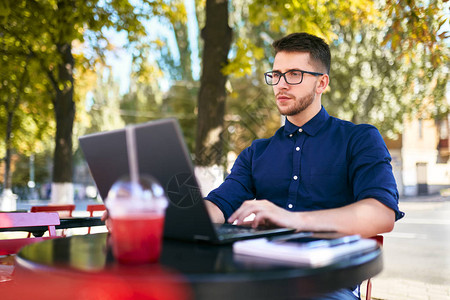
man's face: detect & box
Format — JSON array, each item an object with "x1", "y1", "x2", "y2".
[{"x1": 272, "y1": 51, "x2": 321, "y2": 116}]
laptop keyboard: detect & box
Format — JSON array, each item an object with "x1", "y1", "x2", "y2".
[
  {"x1": 210, "y1": 223, "x2": 296, "y2": 243},
  {"x1": 216, "y1": 223, "x2": 257, "y2": 235}
]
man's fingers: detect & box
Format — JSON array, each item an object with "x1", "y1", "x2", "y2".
[
  {"x1": 101, "y1": 210, "x2": 109, "y2": 221},
  {"x1": 228, "y1": 200, "x2": 255, "y2": 224},
  {"x1": 228, "y1": 199, "x2": 275, "y2": 225},
  {"x1": 101, "y1": 210, "x2": 112, "y2": 232}
]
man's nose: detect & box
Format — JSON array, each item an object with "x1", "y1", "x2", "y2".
[{"x1": 277, "y1": 75, "x2": 289, "y2": 88}]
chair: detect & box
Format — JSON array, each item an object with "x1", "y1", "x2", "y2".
[
  {"x1": 28, "y1": 204, "x2": 76, "y2": 237},
  {"x1": 30, "y1": 204, "x2": 75, "y2": 217},
  {"x1": 364, "y1": 235, "x2": 384, "y2": 300},
  {"x1": 86, "y1": 204, "x2": 106, "y2": 234},
  {"x1": 0, "y1": 212, "x2": 60, "y2": 255}
]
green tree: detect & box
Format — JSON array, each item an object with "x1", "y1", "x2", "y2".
[
  {"x1": 120, "y1": 62, "x2": 165, "y2": 125},
  {"x1": 165, "y1": 0, "x2": 193, "y2": 82},
  {"x1": 324, "y1": 24, "x2": 449, "y2": 138},
  {"x1": 0, "y1": 43, "x2": 53, "y2": 192},
  {"x1": 195, "y1": 0, "x2": 232, "y2": 167},
  {"x1": 11, "y1": 152, "x2": 50, "y2": 199},
  {"x1": 0, "y1": 0, "x2": 171, "y2": 202},
  {"x1": 224, "y1": 1, "x2": 283, "y2": 154},
  {"x1": 0, "y1": 53, "x2": 32, "y2": 191},
  {"x1": 193, "y1": 0, "x2": 384, "y2": 169},
  {"x1": 87, "y1": 67, "x2": 125, "y2": 132},
  {"x1": 213, "y1": 0, "x2": 449, "y2": 161},
  {"x1": 163, "y1": 82, "x2": 200, "y2": 153},
  {"x1": 383, "y1": 0, "x2": 449, "y2": 67},
  {"x1": 146, "y1": 0, "x2": 448, "y2": 171}
]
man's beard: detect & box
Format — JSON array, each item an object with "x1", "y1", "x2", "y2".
[{"x1": 276, "y1": 88, "x2": 315, "y2": 116}]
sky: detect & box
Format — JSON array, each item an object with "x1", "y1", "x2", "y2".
[{"x1": 104, "y1": 0, "x2": 200, "y2": 95}]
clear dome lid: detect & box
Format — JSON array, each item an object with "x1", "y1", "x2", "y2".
[{"x1": 105, "y1": 175, "x2": 168, "y2": 217}]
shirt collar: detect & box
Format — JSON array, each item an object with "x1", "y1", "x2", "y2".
[{"x1": 283, "y1": 106, "x2": 330, "y2": 136}]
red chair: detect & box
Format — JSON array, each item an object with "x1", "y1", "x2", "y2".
[
  {"x1": 86, "y1": 204, "x2": 106, "y2": 234},
  {"x1": 0, "y1": 212, "x2": 60, "y2": 255},
  {"x1": 30, "y1": 204, "x2": 75, "y2": 217},
  {"x1": 364, "y1": 235, "x2": 384, "y2": 300},
  {"x1": 28, "y1": 204, "x2": 76, "y2": 237}
]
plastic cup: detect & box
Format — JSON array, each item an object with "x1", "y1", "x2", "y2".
[{"x1": 105, "y1": 175, "x2": 168, "y2": 264}]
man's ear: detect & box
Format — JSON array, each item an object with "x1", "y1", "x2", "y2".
[{"x1": 316, "y1": 74, "x2": 329, "y2": 94}]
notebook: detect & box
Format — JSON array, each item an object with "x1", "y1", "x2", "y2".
[
  {"x1": 79, "y1": 118, "x2": 294, "y2": 244},
  {"x1": 233, "y1": 232, "x2": 378, "y2": 267}
]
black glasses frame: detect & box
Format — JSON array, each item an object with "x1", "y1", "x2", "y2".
[{"x1": 264, "y1": 69, "x2": 324, "y2": 85}]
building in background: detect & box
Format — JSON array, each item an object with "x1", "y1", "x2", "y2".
[{"x1": 386, "y1": 115, "x2": 450, "y2": 197}]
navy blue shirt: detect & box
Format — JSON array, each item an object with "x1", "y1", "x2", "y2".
[{"x1": 205, "y1": 107, "x2": 404, "y2": 221}]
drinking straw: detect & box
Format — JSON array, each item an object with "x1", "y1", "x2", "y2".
[{"x1": 125, "y1": 125, "x2": 139, "y2": 184}]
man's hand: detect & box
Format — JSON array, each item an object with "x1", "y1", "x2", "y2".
[
  {"x1": 228, "y1": 200, "x2": 296, "y2": 229},
  {"x1": 101, "y1": 210, "x2": 112, "y2": 232},
  {"x1": 227, "y1": 198, "x2": 396, "y2": 237},
  {"x1": 204, "y1": 200, "x2": 225, "y2": 223}
]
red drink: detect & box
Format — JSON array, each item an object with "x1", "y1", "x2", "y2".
[{"x1": 110, "y1": 214, "x2": 165, "y2": 264}]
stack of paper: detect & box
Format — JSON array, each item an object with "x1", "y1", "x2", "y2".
[{"x1": 233, "y1": 236, "x2": 377, "y2": 267}]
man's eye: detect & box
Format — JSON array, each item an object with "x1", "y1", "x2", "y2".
[{"x1": 289, "y1": 71, "x2": 301, "y2": 77}]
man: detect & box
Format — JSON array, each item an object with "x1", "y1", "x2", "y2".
[
  {"x1": 204, "y1": 33, "x2": 403, "y2": 299},
  {"x1": 205, "y1": 33, "x2": 403, "y2": 237},
  {"x1": 101, "y1": 33, "x2": 404, "y2": 239}
]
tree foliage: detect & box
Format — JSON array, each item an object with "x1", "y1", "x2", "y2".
[
  {"x1": 223, "y1": 0, "x2": 449, "y2": 141},
  {"x1": 83, "y1": 67, "x2": 125, "y2": 133},
  {"x1": 108, "y1": 0, "x2": 449, "y2": 168},
  {"x1": 0, "y1": 0, "x2": 171, "y2": 193},
  {"x1": 0, "y1": 32, "x2": 54, "y2": 190},
  {"x1": 383, "y1": 0, "x2": 449, "y2": 66},
  {"x1": 11, "y1": 152, "x2": 50, "y2": 198},
  {"x1": 325, "y1": 23, "x2": 449, "y2": 138},
  {"x1": 1, "y1": 0, "x2": 448, "y2": 193}
]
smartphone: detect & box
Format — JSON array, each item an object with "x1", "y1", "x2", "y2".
[{"x1": 270, "y1": 232, "x2": 361, "y2": 249}]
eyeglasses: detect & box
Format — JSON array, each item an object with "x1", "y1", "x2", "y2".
[{"x1": 264, "y1": 69, "x2": 324, "y2": 85}]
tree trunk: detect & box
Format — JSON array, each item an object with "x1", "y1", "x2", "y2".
[
  {"x1": 173, "y1": 20, "x2": 194, "y2": 82},
  {"x1": 3, "y1": 110, "x2": 13, "y2": 190},
  {"x1": 50, "y1": 42, "x2": 75, "y2": 204},
  {"x1": 2, "y1": 55, "x2": 30, "y2": 191},
  {"x1": 195, "y1": 0, "x2": 232, "y2": 167},
  {"x1": 1, "y1": 114, "x2": 17, "y2": 209}
]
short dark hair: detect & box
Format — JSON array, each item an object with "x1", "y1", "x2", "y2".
[{"x1": 272, "y1": 32, "x2": 331, "y2": 75}]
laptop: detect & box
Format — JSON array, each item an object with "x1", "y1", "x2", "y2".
[{"x1": 79, "y1": 118, "x2": 294, "y2": 244}]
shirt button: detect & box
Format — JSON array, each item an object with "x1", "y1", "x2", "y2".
[
  {"x1": 298, "y1": 128, "x2": 303, "y2": 133},
  {"x1": 288, "y1": 204, "x2": 293, "y2": 209},
  {"x1": 293, "y1": 175, "x2": 298, "y2": 180},
  {"x1": 289, "y1": 134, "x2": 293, "y2": 137},
  {"x1": 296, "y1": 147, "x2": 300, "y2": 151}
]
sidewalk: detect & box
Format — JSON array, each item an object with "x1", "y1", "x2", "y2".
[
  {"x1": 365, "y1": 277, "x2": 450, "y2": 300},
  {"x1": 399, "y1": 192, "x2": 450, "y2": 203},
  {"x1": 15, "y1": 198, "x2": 103, "y2": 212},
  {"x1": 362, "y1": 193, "x2": 450, "y2": 300}
]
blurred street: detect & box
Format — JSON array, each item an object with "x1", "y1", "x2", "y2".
[
  {"x1": 15, "y1": 198, "x2": 102, "y2": 214},
  {"x1": 369, "y1": 194, "x2": 450, "y2": 300}
]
